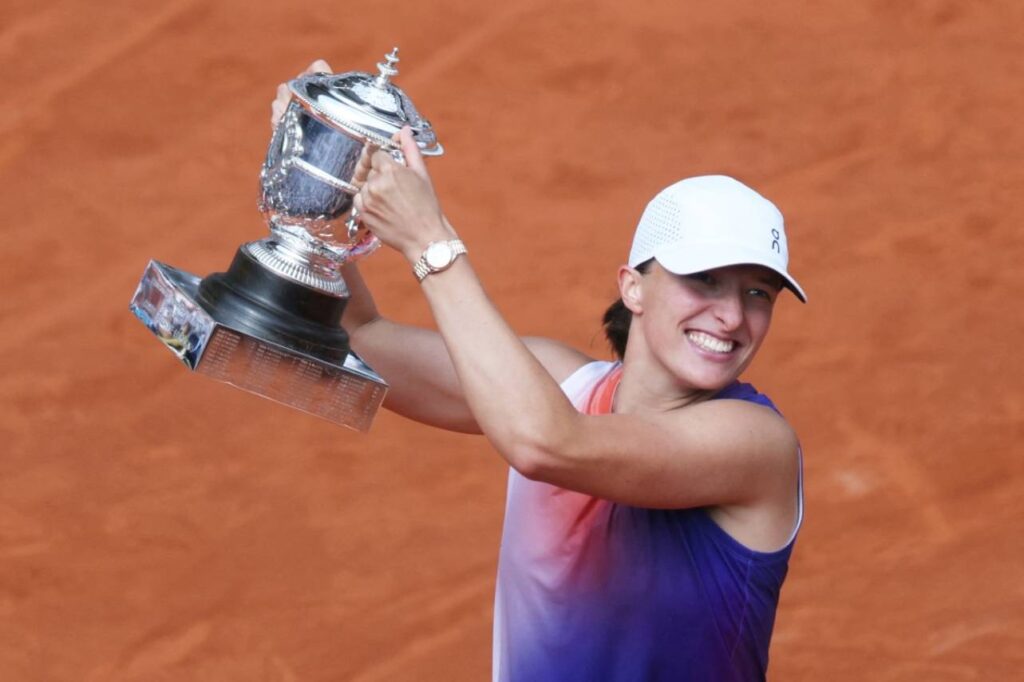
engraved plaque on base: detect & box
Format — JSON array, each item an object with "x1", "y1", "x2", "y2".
[{"x1": 130, "y1": 260, "x2": 386, "y2": 431}]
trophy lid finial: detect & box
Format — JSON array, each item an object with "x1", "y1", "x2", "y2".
[
  {"x1": 374, "y1": 48, "x2": 400, "y2": 88},
  {"x1": 287, "y1": 46, "x2": 441, "y2": 156}
]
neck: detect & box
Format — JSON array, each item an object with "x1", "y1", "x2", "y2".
[{"x1": 613, "y1": 356, "x2": 717, "y2": 415}]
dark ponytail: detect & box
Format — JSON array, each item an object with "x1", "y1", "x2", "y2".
[
  {"x1": 601, "y1": 259, "x2": 652, "y2": 359},
  {"x1": 602, "y1": 299, "x2": 631, "y2": 360}
]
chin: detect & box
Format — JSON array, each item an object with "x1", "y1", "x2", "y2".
[{"x1": 674, "y1": 366, "x2": 740, "y2": 392}]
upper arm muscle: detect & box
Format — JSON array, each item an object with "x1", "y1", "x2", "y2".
[
  {"x1": 523, "y1": 337, "x2": 593, "y2": 385},
  {"x1": 526, "y1": 399, "x2": 799, "y2": 512}
]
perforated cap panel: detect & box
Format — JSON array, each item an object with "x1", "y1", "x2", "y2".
[
  {"x1": 628, "y1": 191, "x2": 687, "y2": 267},
  {"x1": 626, "y1": 175, "x2": 807, "y2": 301}
]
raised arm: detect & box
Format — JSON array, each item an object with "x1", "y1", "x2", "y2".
[
  {"x1": 271, "y1": 62, "x2": 591, "y2": 434},
  {"x1": 341, "y1": 261, "x2": 590, "y2": 433},
  {"x1": 354, "y1": 129, "x2": 800, "y2": 548}
]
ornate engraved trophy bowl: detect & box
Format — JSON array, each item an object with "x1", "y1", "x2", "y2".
[
  {"x1": 256, "y1": 53, "x2": 443, "y2": 287},
  {"x1": 129, "y1": 48, "x2": 441, "y2": 431}
]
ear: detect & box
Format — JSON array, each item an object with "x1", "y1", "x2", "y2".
[{"x1": 617, "y1": 265, "x2": 645, "y2": 314}]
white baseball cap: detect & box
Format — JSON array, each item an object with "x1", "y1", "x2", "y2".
[{"x1": 628, "y1": 175, "x2": 807, "y2": 302}]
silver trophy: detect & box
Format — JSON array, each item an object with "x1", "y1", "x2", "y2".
[{"x1": 130, "y1": 48, "x2": 442, "y2": 431}]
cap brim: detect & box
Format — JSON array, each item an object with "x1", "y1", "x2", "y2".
[{"x1": 653, "y1": 243, "x2": 808, "y2": 303}]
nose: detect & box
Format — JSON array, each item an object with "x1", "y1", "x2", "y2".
[{"x1": 713, "y1": 290, "x2": 744, "y2": 331}]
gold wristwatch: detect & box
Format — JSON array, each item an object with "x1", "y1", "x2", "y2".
[{"x1": 413, "y1": 239, "x2": 467, "y2": 281}]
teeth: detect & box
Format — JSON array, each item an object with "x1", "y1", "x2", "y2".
[{"x1": 686, "y1": 331, "x2": 735, "y2": 354}]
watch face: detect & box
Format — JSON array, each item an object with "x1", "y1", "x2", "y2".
[{"x1": 424, "y1": 242, "x2": 453, "y2": 269}]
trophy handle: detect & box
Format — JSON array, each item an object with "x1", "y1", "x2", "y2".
[
  {"x1": 343, "y1": 223, "x2": 382, "y2": 260},
  {"x1": 345, "y1": 207, "x2": 364, "y2": 240}
]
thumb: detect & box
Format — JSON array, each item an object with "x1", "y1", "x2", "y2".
[{"x1": 397, "y1": 126, "x2": 430, "y2": 181}]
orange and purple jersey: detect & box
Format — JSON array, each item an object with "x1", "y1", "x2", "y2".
[{"x1": 492, "y1": 361, "x2": 803, "y2": 681}]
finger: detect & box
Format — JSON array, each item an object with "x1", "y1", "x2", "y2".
[
  {"x1": 306, "y1": 59, "x2": 331, "y2": 74},
  {"x1": 370, "y1": 146, "x2": 396, "y2": 171},
  {"x1": 270, "y1": 100, "x2": 286, "y2": 129},
  {"x1": 297, "y1": 60, "x2": 325, "y2": 77},
  {"x1": 397, "y1": 126, "x2": 429, "y2": 180},
  {"x1": 351, "y1": 144, "x2": 376, "y2": 186},
  {"x1": 274, "y1": 84, "x2": 290, "y2": 108}
]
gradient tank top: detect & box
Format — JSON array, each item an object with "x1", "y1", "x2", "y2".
[{"x1": 492, "y1": 361, "x2": 803, "y2": 681}]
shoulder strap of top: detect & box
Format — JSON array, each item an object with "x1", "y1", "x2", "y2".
[
  {"x1": 559, "y1": 361, "x2": 619, "y2": 409},
  {"x1": 583, "y1": 364, "x2": 623, "y2": 416}
]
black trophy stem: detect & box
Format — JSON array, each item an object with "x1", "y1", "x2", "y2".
[{"x1": 197, "y1": 247, "x2": 350, "y2": 362}]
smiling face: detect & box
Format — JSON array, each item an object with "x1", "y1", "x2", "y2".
[{"x1": 619, "y1": 261, "x2": 781, "y2": 393}]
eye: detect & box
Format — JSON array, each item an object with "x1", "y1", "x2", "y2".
[
  {"x1": 746, "y1": 287, "x2": 775, "y2": 302},
  {"x1": 685, "y1": 272, "x2": 715, "y2": 285}
]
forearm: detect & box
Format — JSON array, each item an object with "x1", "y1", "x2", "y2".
[
  {"x1": 348, "y1": 129, "x2": 581, "y2": 452},
  {"x1": 349, "y1": 317, "x2": 480, "y2": 433},
  {"x1": 417, "y1": 257, "x2": 582, "y2": 468},
  {"x1": 340, "y1": 261, "x2": 479, "y2": 431},
  {"x1": 339, "y1": 262, "x2": 381, "y2": 332}
]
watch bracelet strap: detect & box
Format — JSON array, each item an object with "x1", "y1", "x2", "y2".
[{"x1": 413, "y1": 239, "x2": 467, "y2": 281}]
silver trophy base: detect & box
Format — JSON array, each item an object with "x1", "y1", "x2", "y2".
[{"x1": 130, "y1": 260, "x2": 387, "y2": 431}]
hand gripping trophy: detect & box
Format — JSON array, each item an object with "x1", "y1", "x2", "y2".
[{"x1": 130, "y1": 49, "x2": 441, "y2": 431}]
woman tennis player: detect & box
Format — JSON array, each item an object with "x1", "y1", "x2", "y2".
[{"x1": 274, "y1": 65, "x2": 806, "y2": 681}]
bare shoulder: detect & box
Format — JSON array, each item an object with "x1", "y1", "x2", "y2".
[
  {"x1": 684, "y1": 398, "x2": 797, "y2": 450},
  {"x1": 522, "y1": 336, "x2": 595, "y2": 384},
  {"x1": 674, "y1": 397, "x2": 799, "y2": 479},
  {"x1": 684, "y1": 399, "x2": 801, "y2": 551}
]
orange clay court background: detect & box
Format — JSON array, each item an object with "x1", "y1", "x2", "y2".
[{"x1": 1, "y1": 0, "x2": 1022, "y2": 680}]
